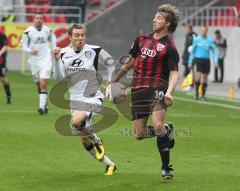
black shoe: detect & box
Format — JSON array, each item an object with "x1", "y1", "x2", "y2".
[
  {"x1": 37, "y1": 108, "x2": 44, "y2": 115},
  {"x1": 165, "y1": 122, "x2": 175, "y2": 148},
  {"x1": 7, "y1": 96, "x2": 11, "y2": 104},
  {"x1": 162, "y1": 165, "x2": 174, "y2": 180},
  {"x1": 194, "y1": 95, "x2": 199, "y2": 100},
  {"x1": 44, "y1": 108, "x2": 48, "y2": 114},
  {"x1": 146, "y1": 125, "x2": 156, "y2": 138}
]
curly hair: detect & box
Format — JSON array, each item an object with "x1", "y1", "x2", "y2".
[{"x1": 157, "y1": 4, "x2": 180, "y2": 33}]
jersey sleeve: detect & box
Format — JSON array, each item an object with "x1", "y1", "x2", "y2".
[
  {"x1": 53, "y1": 51, "x2": 66, "y2": 81},
  {"x1": 20, "y1": 31, "x2": 31, "y2": 53},
  {"x1": 49, "y1": 29, "x2": 57, "y2": 48},
  {"x1": 98, "y1": 49, "x2": 115, "y2": 81},
  {"x1": 129, "y1": 37, "x2": 140, "y2": 58},
  {"x1": 167, "y1": 41, "x2": 179, "y2": 71}
]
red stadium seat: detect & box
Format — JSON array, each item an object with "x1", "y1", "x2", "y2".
[
  {"x1": 27, "y1": 16, "x2": 34, "y2": 22},
  {"x1": 26, "y1": 4, "x2": 37, "y2": 13},
  {"x1": 55, "y1": 15, "x2": 67, "y2": 23},
  {"x1": 39, "y1": 3, "x2": 51, "y2": 13},
  {"x1": 43, "y1": 15, "x2": 52, "y2": 23}
]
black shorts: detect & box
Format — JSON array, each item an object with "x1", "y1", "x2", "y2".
[
  {"x1": 131, "y1": 87, "x2": 167, "y2": 121},
  {"x1": 195, "y1": 58, "x2": 210, "y2": 74},
  {"x1": 0, "y1": 65, "x2": 6, "y2": 77}
]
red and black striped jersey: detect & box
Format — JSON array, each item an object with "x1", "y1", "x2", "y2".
[
  {"x1": 0, "y1": 33, "x2": 7, "y2": 65},
  {"x1": 129, "y1": 33, "x2": 179, "y2": 89}
]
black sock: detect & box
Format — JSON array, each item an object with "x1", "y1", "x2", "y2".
[
  {"x1": 160, "y1": 148, "x2": 170, "y2": 169},
  {"x1": 157, "y1": 134, "x2": 170, "y2": 169},
  {"x1": 202, "y1": 82, "x2": 208, "y2": 97},
  {"x1": 84, "y1": 142, "x2": 94, "y2": 151},
  {"x1": 195, "y1": 81, "x2": 200, "y2": 98},
  {"x1": 3, "y1": 83, "x2": 11, "y2": 98}
]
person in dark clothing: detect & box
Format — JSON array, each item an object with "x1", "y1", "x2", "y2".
[
  {"x1": 182, "y1": 24, "x2": 197, "y2": 77},
  {"x1": 214, "y1": 29, "x2": 227, "y2": 83},
  {"x1": 0, "y1": 31, "x2": 12, "y2": 104}
]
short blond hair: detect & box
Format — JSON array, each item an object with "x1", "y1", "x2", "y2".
[{"x1": 157, "y1": 4, "x2": 179, "y2": 33}]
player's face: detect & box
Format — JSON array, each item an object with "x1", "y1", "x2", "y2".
[
  {"x1": 34, "y1": 14, "x2": 43, "y2": 28},
  {"x1": 70, "y1": 28, "x2": 86, "y2": 50},
  {"x1": 201, "y1": 26, "x2": 208, "y2": 37},
  {"x1": 153, "y1": 12, "x2": 169, "y2": 32}
]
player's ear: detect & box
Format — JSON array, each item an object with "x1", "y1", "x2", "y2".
[
  {"x1": 166, "y1": 21, "x2": 170, "y2": 27},
  {"x1": 69, "y1": 34, "x2": 72, "y2": 41}
]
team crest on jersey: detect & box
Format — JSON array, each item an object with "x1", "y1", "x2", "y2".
[
  {"x1": 157, "y1": 43, "x2": 165, "y2": 51},
  {"x1": 85, "y1": 51, "x2": 92, "y2": 59}
]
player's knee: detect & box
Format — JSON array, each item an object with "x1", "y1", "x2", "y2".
[{"x1": 71, "y1": 118, "x2": 80, "y2": 127}]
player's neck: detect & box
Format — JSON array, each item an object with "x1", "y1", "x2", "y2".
[
  {"x1": 71, "y1": 44, "x2": 84, "y2": 52},
  {"x1": 153, "y1": 30, "x2": 168, "y2": 40},
  {"x1": 34, "y1": 25, "x2": 42, "y2": 31}
]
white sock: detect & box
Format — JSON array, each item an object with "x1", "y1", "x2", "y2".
[
  {"x1": 100, "y1": 155, "x2": 114, "y2": 166},
  {"x1": 39, "y1": 92, "x2": 47, "y2": 109},
  {"x1": 86, "y1": 144, "x2": 113, "y2": 166}
]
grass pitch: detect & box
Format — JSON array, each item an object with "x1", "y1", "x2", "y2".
[{"x1": 0, "y1": 72, "x2": 240, "y2": 191}]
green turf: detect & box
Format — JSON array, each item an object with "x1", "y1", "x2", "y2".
[{"x1": 0, "y1": 72, "x2": 240, "y2": 191}]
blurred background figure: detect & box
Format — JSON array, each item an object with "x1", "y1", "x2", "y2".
[
  {"x1": 1, "y1": 9, "x2": 16, "y2": 22},
  {"x1": 214, "y1": 29, "x2": 227, "y2": 83},
  {"x1": 188, "y1": 25, "x2": 218, "y2": 101},
  {"x1": 182, "y1": 23, "x2": 197, "y2": 77},
  {"x1": 0, "y1": 30, "x2": 12, "y2": 104}
]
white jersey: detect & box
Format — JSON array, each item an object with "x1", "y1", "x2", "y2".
[
  {"x1": 20, "y1": 25, "x2": 56, "y2": 64},
  {"x1": 54, "y1": 44, "x2": 115, "y2": 101}
]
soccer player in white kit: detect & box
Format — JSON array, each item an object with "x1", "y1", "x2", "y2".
[
  {"x1": 20, "y1": 14, "x2": 56, "y2": 114},
  {"x1": 53, "y1": 24, "x2": 116, "y2": 175}
]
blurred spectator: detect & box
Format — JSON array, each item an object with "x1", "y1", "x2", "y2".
[
  {"x1": 188, "y1": 25, "x2": 218, "y2": 101},
  {"x1": 182, "y1": 24, "x2": 197, "y2": 77},
  {"x1": 1, "y1": 9, "x2": 16, "y2": 22},
  {"x1": 214, "y1": 29, "x2": 227, "y2": 83}
]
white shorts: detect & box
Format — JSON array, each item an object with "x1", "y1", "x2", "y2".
[
  {"x1": 71, "y1": 97, "x2": 103, "y2": 135},
  {"x1": 29, "y1": 59, "x2": 53, "y2": 82}
]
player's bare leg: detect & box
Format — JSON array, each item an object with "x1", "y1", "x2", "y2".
[
  {"x1": 71, "y1": 111, "x2": 116, "y2": 175},
  {"x1": 133, "y1": 117, "x2": 148, "y2": 140}
]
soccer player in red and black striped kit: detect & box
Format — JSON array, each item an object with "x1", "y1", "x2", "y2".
[
  {"x1": 0, "y1": 31, "x2": 12, "y2": 104},
  {"x1": 108, "y1": 4, "x2": 179, "y2": 180}
]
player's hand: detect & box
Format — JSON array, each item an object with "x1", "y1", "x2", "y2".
[
  {"x1": 31, "y1": 50, "x2": 38, "y2": 55},
  {"x1": 188, "y1": 64, "x2": 192, "y2": 70},
  {"x1": 53, "y1": 47, "x2": 61, "y2": 60},
  {"x1": 214, "y1": 64, "x2": 219, "y2": 69},
  {"x1": 164, "y1": 94, "x2": 174, "y2": 106}
]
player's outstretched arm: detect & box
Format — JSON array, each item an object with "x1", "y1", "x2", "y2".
[{"x1": 106, "y1": 55, "x2": 134, "y2": 86}]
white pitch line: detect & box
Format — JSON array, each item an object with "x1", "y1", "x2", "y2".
[
  {"x1": 170, "y1": 113, "x2": 216, "y2": 118},
  {"x1": 175, "y1": 96, "x2": 240, "y2": 111}
]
